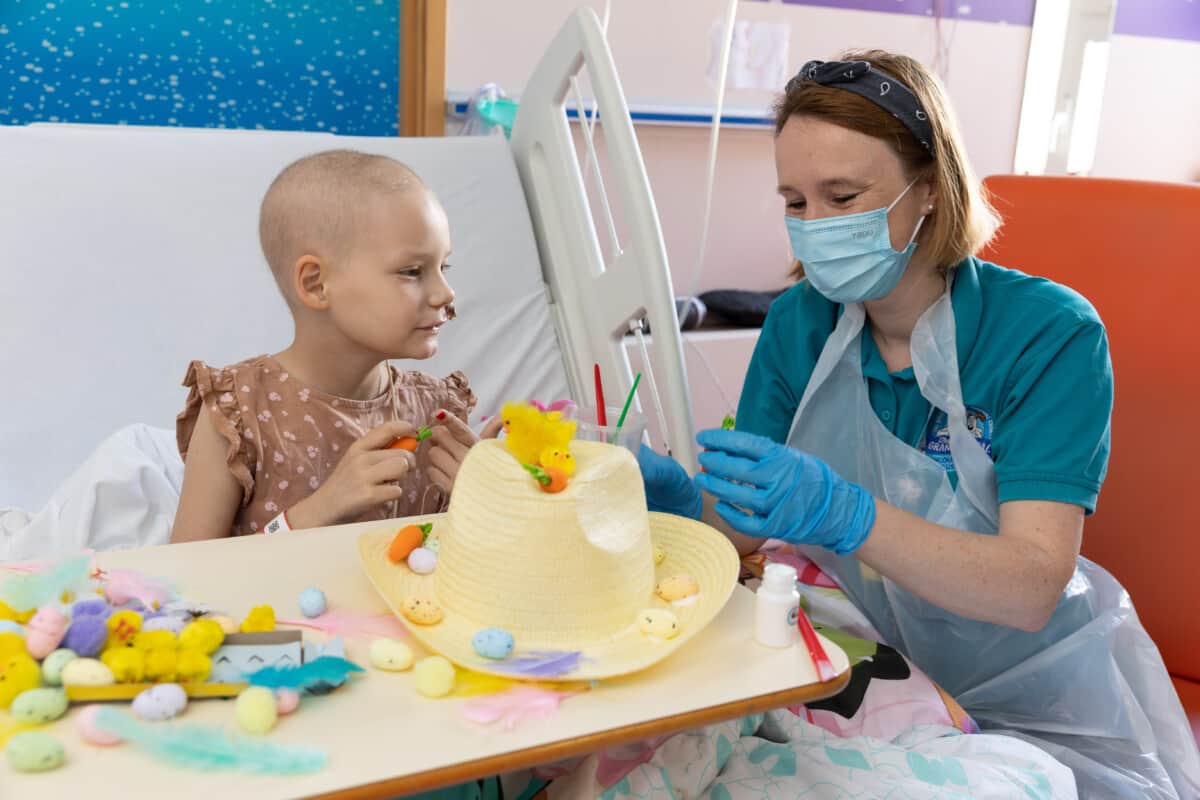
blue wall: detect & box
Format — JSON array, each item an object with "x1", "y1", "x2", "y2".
[{"x1": 0, "y1": 0, "x2": 399, "y2": 134}]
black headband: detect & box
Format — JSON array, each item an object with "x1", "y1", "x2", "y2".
[{"x1": 787, "y1": 60, "x2": 934, "y2": 154}]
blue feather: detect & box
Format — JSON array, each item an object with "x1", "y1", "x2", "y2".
[
  {"x1": 246, "y1": 655, "x2": 365, "y2": 689},
  {"x1": 93, "y1": 707, "x2": 327, "y2": 774},
  {"x1": 0, "y1": 555, "x2": 90, "y2": 612},
  {"x1": 492, "y1": 650, "x2": 584, "y2": 677}
]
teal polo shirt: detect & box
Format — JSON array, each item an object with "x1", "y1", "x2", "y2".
[{"x1": 736, "y1": 257, "x2": 1113, "y2": 512}]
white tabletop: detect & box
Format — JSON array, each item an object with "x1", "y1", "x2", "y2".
[{"x1": 2, "y1": 522, "x2": 849, "y2": 799}]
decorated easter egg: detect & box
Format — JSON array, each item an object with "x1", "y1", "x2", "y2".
[
  {"x1": 0, "y1": 654, "x2": 42, "y2": 709},
  {"x1": 471, "y1": 628, "x2": 515, "y2": 660},
  {"x1": 235, "y1": 686, "x2": 278, "y2": 735},
  {"x1": 11, "y1": 688, "x2": 69, "y2": 723},
  {"x1": 41, "y1": 649, "x2": 78, "y2": 686},
  {"x1": 654, "y1": 574, "x2": 699, "y2": 602},
  {"x1": 400, "y1": 597, "x2": 443, "y2": 626},
  {"x1": 275, "y1": 688, "x2": 301, "y2": 715},
  {"x1": 61, "y1": 658, "x2": 116, "y2": 687},
  {"x1": 368, "y1": 638, "x2": 413, "y2": 671},
  {"x1": 76, "y1": 704, "x2": 123, "y2": 746},
  {"x1": 63, "y1": 615, "x2": 109, "y2": 658},
  {"x1": 637, "y1": 609, "x2": 681, "y2": 639},
  {"x1": 298, "y1": 587, "x2": 327, "y2": 619},
  {"x1": 413, "y1": 656, "x2": 456, "y2": 698},
  {"x1": 5, "y1": 731, "x2": 65, "y2": 773},
  {"x1": 132, "y1": 683, "x2": 188, "y2": 721},
  {"x1": 407, "y1": 547, "x2": 438, "y2": 575},
  {"x1": 179, "y1": 619, "x2": 225, "y2": 654},
  {"x1": 652, "y1": 543, "x2": 666, "y2": 566}
]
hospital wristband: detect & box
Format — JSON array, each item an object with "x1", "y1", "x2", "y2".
[{"x1": 264, "y1": 510, "x2": 293, "y2": 535}]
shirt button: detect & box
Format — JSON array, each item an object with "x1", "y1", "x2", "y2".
[{"x1": 881, "y1": 410, "x2": 893, "y2": 422}]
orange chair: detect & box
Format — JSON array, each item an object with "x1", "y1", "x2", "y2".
[{"x1": 980, "y1": 175, "x2": 1200, "y2": 742}]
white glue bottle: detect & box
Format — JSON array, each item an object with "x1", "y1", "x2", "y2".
[{"x1": 755, "y1": 563, "x2": 801, "y2": 648}]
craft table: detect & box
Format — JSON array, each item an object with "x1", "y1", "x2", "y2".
[{"x1": 2, "y1": 522, "x2": 850, "y2": 799}]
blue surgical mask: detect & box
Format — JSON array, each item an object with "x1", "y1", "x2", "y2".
[{"x1": 785, "y1": 178, "x2": 925, "y2": 304}]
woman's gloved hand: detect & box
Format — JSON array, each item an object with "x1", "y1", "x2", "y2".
[
  {"x1": 693, "y1": 429, "x2": 875, "y2": 554},
  {"x1": 636, "y1": 444, "x2": 703, "y2": 520}
]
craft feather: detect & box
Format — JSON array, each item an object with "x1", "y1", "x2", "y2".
[
  {"x1": 276, "y1": 610, "x2": 408, "y2": 639},
  {"x1": 491, "y1": 650, "x2": 583, "y2": 678},
  {"x1": 92, "y1": 707, "x2": 327, "y2": 774},
  {"x1": 461, "y1": 686, "x2": 581, "y2": 730},
  {"x1": 0, "y1": 555, "x2": 91, "y2": 611},
  {"x1": 245, "y1": 656, "x2": 365, "y2": 689},
  {"x1": 96, "y1": 568, "x2": 177, "y2": 608}
]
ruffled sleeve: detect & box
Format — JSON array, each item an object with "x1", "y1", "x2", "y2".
[{"x1": 175, "y1": 360, "x2": 257, "y2": 506}]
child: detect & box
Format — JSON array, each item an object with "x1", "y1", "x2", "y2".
[{"x1": 172, "y1": 150, "x2": 496, "y2": 541}]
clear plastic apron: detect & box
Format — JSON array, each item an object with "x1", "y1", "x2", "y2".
[{"x1": 786, "y1": 285, "x2": 1200, "y2": 799}]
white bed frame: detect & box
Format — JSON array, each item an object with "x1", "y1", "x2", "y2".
[{"x1": 0, "y1": 8, "x2": 697, "y2": 524}]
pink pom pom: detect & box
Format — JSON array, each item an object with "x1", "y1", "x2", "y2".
[{"x1": 275, "y1": 688, "x2": 301, "y2": 715}]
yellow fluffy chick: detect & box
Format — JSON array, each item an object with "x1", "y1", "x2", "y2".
[
  {"x1": 538, "y1": 446, "x2": 577, "y2": 477},
  {"x1": 501, "y1": 401, "x2": 576, "y2": 467},
  {"x1": 239, "y1": 605, "x2": 276, "y2": 634},
  {"x1": 105, "y1": 610, "x2": 143, "y2": 649},
  {"x1": 133, "y1": 630, "x2": 177, "y2": 652},
  {"x1": 175, "y1": 649, "x2": 213, "y2": 683},
  {"x1": 0, "y1": 654, "x2": 41, "y2": 709},
  {"x1": 0, "y1": 632, "x2": 28, "y2": 660},
  {"x1": 101, "y1": 647, "x2": 146, "y2": 683},
  {"x1": 179, "y1": 619, "x2": 225, "y2": 655},
  {"x1": 144, "y1": 648, "x2": 178, "y2": 683}
]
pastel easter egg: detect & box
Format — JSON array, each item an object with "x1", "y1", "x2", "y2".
[
  {"x1": 76, "y1": 705, "x2": 123, "y2": 746},
  {"x1": 11, "y1": 688, "x2": 69, "y2": 723},
  {"x1": 297, "y1": 587, "x2": 327, "y2": 619},
  {"x1": 275, "y1": 688, "x2": 301, "y2": 715},
  {"x1": 61, "y1": 658, "x2": 116, "y2": 687},
  {"x1": 407, "y1": 547, "x2": 438, "y2": 575},
  {"x1": 0, "y1": 654, "x2": 42, "y2": 709},
  {"x1": 654, "y1": 574, "x2": 699, "y2": 602},
  {"x1": 143, "y1": 614, "x2": 187, "y2": 635},
  {"x1": 132, "y1": 683, "x2": 188, "y2": 721},
  {"x1": 652, "y1": 543, "x2": 666, "y2": 565},
  {"x1": 368, "y1": 638, "x2": 413, "y2": 671},
  {"x1": 413, "y1": 656, "x2": 456, "y2": 698},
  {"x1": 235, "y1": 686, "x2": 278, "y2": 735},
  {"x1": 5, "y1": 731, "x2": 65, "y2": 773},
  {"x1": 471, "y1": 628, "x2": 515, "y2": 660},
  {"x1": 41, "y1": 649, "x2": 78, "y2": 686},
  {"x1": 63, "y1": 615, "x2": 109, "y2": 658},
  {"x1": 637, "y1": 609, "x2": 681, "y2": 639},
  {"x1": 400, "y1": 597, "x2": 443, "y2": 626}
]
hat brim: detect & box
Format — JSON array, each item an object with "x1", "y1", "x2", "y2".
[{"x1": 358, "y1": 512, "x2": 741, "y2": 681}]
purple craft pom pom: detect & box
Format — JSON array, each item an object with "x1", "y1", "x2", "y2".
[
  {"x1": 72, "y1": 599, "x2": 111, "y2": 619},
  {"x1": 63, "y1": 615, "x2": 109, "y2": 657}
]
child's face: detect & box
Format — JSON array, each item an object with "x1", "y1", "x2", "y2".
[{"x1": 325, "y1": 186, "x2": 455, "y2": 360}]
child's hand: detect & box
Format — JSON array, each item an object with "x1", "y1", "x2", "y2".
[
  {"x1": 289, "y1": 420, "x2": 418, "y2": 529},
  {"x1": 425, "y1": 410, "x2": 503, "y2": 492}
]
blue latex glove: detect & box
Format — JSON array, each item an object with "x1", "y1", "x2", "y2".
[
  {"x1": 693, "y1": 429, "x2": 876, "y2": 554},
  {"x1": 636, "y1": 444, "x2": 703, "y2": 520}
]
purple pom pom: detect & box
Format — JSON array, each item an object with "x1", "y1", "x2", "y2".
[
  {"x1": 72, "y1": 599, "x2": 111, "y2": 619},
  {"x1": 63, "y1": 615, "x2": 109, "y2": 657}
]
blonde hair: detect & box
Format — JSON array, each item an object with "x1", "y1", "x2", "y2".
[{"x1": 774, "y1": 49, "x2": 1000, "y2": 278}]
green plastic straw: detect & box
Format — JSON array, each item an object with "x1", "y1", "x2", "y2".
[{"x1": 612, "y1": 373, "x2": 642, "y2": 443}]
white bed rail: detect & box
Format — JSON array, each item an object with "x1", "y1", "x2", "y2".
[{"x1": 509, "y1": 8, "x2": 699, "y2": 471}]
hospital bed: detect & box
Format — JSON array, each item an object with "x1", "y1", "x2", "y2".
[{"x1": 0, "y1": 7, "x2": 695, "y2": 555}]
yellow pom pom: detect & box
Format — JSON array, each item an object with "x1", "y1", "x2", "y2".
[
  {"x1": 175, "y1": 649, "x2": 212, "y2": 683},
  {"x1": 133, "y1": 630, "x2": 177, "y2": 652},
  {"x1": 235, "y1": 686, "x2": 278, "y2": 735},
  {"x1": 239, "y1": 605, "x2": 276, "y2": 634},
  {"x1": 143, "y1": 648, "x2": 178, "y2": 683},
  {"x1": 106, "y1": 610, "x2": 143, "y2": 649},
  {"x1": 179, "y1": 619, "x2": 224, "y2": 655},
  {"x1": 0, "y1": 601, "x2": 35, "y2": 624},
  {"x1": 413, "y1": 656, "x2": 456, "y2": 698},
  {"x1": 100, "y1": 647, "x2": 146, "y2": 683},
  {"x1": 0, "y1": 655, "x2": 42, "y2": 710}
]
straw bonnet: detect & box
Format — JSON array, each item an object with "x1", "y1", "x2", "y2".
[{"x1": 358, "y1": 439, "x2": 739, "y2": 680}]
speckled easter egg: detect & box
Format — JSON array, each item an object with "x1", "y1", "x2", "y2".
[
  {"x1": 413, "y1": 656, "x2": 456, "y2": 698},
  {"x1": 637, "y1": 609, "x2": 681, "y2": 639},
  {"x1": 132, "y1": 683, "x2": 188, "y2": 721},
  {"x1": 297, "y1": 588, "x2": 327, "y2": 619},
  {"x1": 235, "y1": 686, "x2": 278, "y2": 735},
  {"x1": 61, "y1": 658, "x2": 116, "y2": 687},
  {"x1": 41, "y1": 649, "x2": 78, "y2": 686},
  {"x1": 76, "y1": 704, "x2": 123, "y2": 746},
  {"x1": 5, "y1": 731, "x2": 65, "y2": 773},
  {"x1": 471, "y1": 628, "x2": 515, "y2": 660},
  {"x1": 400, "y1": 597, "x2": 443, "y2": 626},
  {"x1": 407, "y1": 547, "x2": 438, "y2": 575},
  {"x1": 275, "y1": 688, "x2": 301, "y2": 715},
  {"x1": 11, "y1": 688, "x2": 69, "y2": 723},
  {"x1": 368, "y1": 638, "x2": 413, "y2": 671},
  {"x1": 143, "y1": 614, "x2": 187, "y2": 635},
  {"x1": 654, "y1": 574, "x2": 699, "y2": 602}
]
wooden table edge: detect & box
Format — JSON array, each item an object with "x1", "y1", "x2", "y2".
[{"x1": 307, "y1": 671, "x2": 851, "y2": 800}]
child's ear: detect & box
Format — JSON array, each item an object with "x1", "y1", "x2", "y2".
[{"x1": 294, "y1": 254, "x2": 329, "y2": 310}]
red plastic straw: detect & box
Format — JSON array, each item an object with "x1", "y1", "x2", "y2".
[
  {"x1": 796, "y1": 606, "x2": 838, "y2": 683},
  {"x1": 593, "y1": 363, "x2": 608, "y2": 426}
]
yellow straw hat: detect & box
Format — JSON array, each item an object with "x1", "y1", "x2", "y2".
[{"x1": 359, "y1": 439, "x2": 740, "y2": 680}]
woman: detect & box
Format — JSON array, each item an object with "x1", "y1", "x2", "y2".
[{"x1": 641, "y1": 50, "x2": 1199, "y2": 798}]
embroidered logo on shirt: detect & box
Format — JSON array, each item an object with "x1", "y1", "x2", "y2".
[{"x1": 923, "y1": 407, "x2": 993, "y2": 471}]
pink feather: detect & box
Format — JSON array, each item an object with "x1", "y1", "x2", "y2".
[
  {"x1": 95, "y1": 568, "x2": 176, "y2": 608},
  {"x1": 529, "y1": 399, "x2": 576, "y2": 414},
  {"x1": 461, "y1": 686, "x2": 581, "y2": 730},
  {"x1": 277, "y1": 611, "x2": 408, "y2": 639}
]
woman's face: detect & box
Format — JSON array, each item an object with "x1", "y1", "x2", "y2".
[{"x1": 775, "y1": 114, "x2": 933, "y2": 254}]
